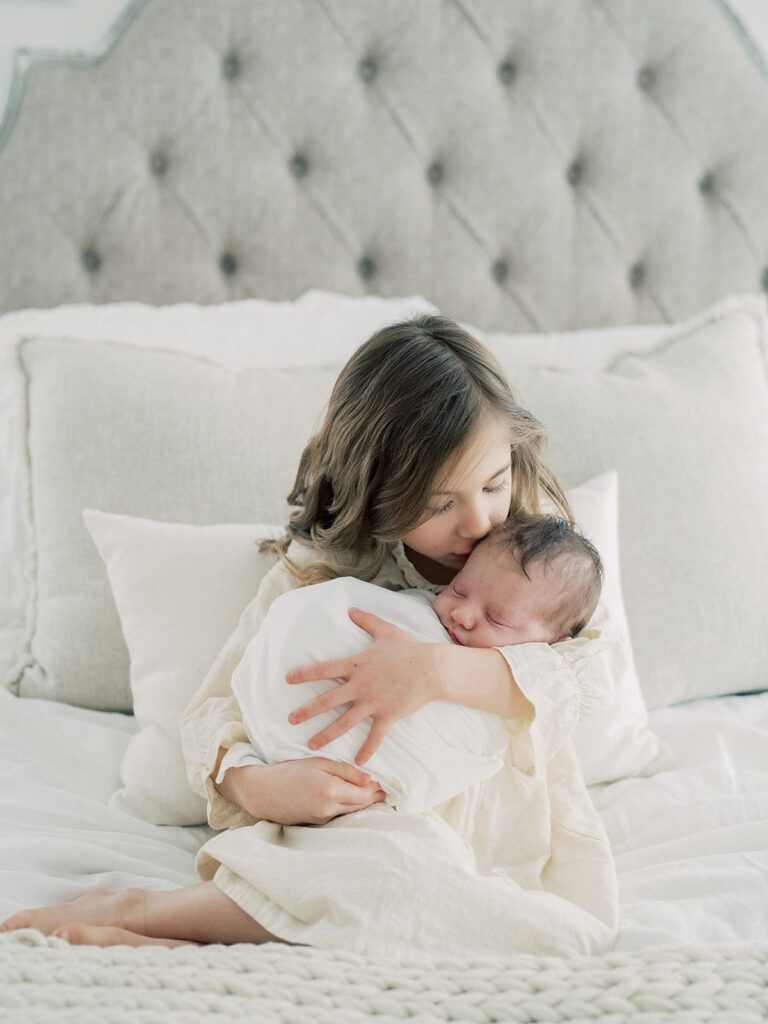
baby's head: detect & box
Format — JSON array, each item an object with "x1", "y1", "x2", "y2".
[{"x1": 432, "y1": 514, "x2": 602, "y2": 648}]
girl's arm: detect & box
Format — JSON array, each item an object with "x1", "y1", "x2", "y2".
[
  {"x1": 212, "y1": 743, "x2": 261, "y2": 808},
  {"x1": 284, "y1": 608, "x2": 533, "y2": 762},
  {"x1": 433, "y1": 643, "x2": 534, "y2": 721},
  {"x1": 179, "y1": 592, "x2": 274, "y2": 830},
  {"x1": 285, "y1": 608, "x2": 620, "y2": 768},
  {"x1": 211, "y1": 745, "x2": 385, "y2": 826}
]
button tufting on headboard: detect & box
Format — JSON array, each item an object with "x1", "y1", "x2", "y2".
[
  {"x1": 289, "y1": 154, "x2": 309, "y2": 179},
  {"x1": 357, "y1": 257, "x2": 376, "y2": 280},
  {"x1": 698, "y1": 172, "x2": 716, "y2": 194},
  {"x1": 566, "y1": 161, "x2": 584, "y2": 187},
  {"x1": 492, "y1": 259, "x2": 509, "y2": 284},
  {"x1": 81, "y1": 249, "x2": 101, "y2": 273},
  {"x1": 149, "y1": 151, "x2": 168, "y2": 176},
  {"x1": 497, "y1": 59, "x2": 517, "y2": 85},
  {"x1": 358, "y1": 57, "x2": 378, "y2": 82},
  {"x1": 426, "y1": 162, "x2": 444, "y2": 186},
  {"x1": 637, "y1": 67, "x2": 656, "y2": 90},
  {"x1": 219, "y1": 253, "x2": 238, "y2": 276},
  {"x1": 629, "y1": 262, "x2": 645, "y2": 289},
  {"x1": 762, "y1": 268, "x2": 768, "y2": 292},
  {"x1": 222, "y1": 53, "x2": 241, "y2": 80}
]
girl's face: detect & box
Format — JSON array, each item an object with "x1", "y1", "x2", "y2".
[{"x1": 402, "y1": 417, "x2": 513, "y2": 583}]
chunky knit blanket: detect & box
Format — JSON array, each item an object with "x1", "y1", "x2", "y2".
[{"x1": 1, "y1": 932, "x2": 767, "y2": 1023}]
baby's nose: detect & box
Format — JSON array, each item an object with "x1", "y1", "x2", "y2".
[{"x1": 452, "y1": 605, "x2": 475, "y2": 629}]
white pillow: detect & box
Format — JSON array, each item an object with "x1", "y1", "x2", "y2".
[
  {"x1": 566, "y1": 473, "x2": 670, "y2": 784},
  {"x1": 83, "y1": 471, "x2": 665, "y2": 826},
  {"x1": 464, "y1": 293, "x2": 768, "y2": 372},
  {"x1": 0, "y1": 289, "x2": 438, "y2": 691},
  {"x1": 479, "y1": 294, "x2": 768, "y2": 709},
  {"x1": 13, "y1": 339, "x2": 342, "y2": 710},
  {"x1": 83, "y1": 511, "x2": 284, "y2": 825},
  {"x1": 7, "y1": 291, "x2": 763, "y2": 714}
]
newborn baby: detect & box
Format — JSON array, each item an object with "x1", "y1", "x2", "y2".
[{"x1": 231, "y1": 513, "x2": 602, "y2": 814}]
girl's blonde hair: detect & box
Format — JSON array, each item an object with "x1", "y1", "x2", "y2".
[{"x1": 263, "y1": 314, "x2": 572, "y2": 586}]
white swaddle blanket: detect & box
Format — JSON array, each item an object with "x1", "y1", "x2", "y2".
[{"x1": 231, "y1": 577, "x2": 510, "y2": 814}]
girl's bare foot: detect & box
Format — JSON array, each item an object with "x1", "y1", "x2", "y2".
[
  {"x1": 1, "y1": 881, "x2": 298, "y2": 946},
  {"x1": 0, "y1": 888, "x2": 143, "y2": 937},
  {"x1": 52, "y1": 924, "x2": 199, "y2": 948}
]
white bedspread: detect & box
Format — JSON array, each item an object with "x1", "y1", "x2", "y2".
[
  {"x1": 1, "y1": 687, "x2": 766, "y2": 949},
  {"x1": 595, "y1": 691, "x2": 768, "y2": 950}
]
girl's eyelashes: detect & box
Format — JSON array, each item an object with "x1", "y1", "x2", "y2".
[{"x1": 430, "y1": 478, "x2": 509, "y2": 517}]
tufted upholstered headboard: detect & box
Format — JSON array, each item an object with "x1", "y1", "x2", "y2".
[{"x1": 0, "y1": 0, "x2": 766, "y2": 330}]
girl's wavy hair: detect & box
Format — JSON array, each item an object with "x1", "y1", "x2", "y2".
[{"x1": 262, "y1": 314, "x2": 573, "y2": 586}]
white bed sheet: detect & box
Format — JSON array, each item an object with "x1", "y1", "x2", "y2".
[
  {"x1": 595, "y1": 691, "x2": 768, "y2": 950},
  {"x1": 1, "y1": 686, "x2": 766, "y2": 949},
  {"x1": 0, "y1": 688, "x2": 210, "y2": 917}
]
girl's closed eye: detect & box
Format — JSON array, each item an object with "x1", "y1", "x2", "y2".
[
  {"x1": 485, "y1": 480, "x2": 508, "y2": 495},
  {"x1": 431, "y1": 478, "x2": 509, "y2": 517}
]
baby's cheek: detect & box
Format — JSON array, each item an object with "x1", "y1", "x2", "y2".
[{"x1": 487, "y1": 625, "x2": 512, "y2": 648}]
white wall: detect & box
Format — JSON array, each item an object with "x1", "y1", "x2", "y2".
[
  {"x1": 0, "y1": 0, "x2": 766, "y2": 132},
  {"x1": 0, "y1": 0, "x2": 135, "y2": 134},
  {"x1": 731, "y1": 0, "x2": 768, "y2": 52}
]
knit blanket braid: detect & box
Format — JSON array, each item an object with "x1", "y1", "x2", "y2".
[{"x1": 1, "y1": 932, "x2": 766, "y2": 1023}]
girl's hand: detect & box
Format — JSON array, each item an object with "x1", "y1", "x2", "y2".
[
  {"x1": 284, "y1": 608, "x2": 440, "y2": 765},
  {"x1": 259, "y1": 759, "x2": 387, "y2": 826}
]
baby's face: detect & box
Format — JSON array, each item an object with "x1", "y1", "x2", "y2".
[{"x1": 432, "y1": 539, "x2": 570, "y2": 648}]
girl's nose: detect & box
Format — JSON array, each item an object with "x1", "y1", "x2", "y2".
[{"x1": 458, "y1": 502, "x2": 491, "y2": 540}]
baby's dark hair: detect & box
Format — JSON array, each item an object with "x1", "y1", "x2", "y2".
[{"x1": 488, "y1": 513, "x2": 603, "y2": 638}]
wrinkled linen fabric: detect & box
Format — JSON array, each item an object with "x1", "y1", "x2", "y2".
[{"x1": 180, "y1": 540, "x2": 620, "y2": 957}]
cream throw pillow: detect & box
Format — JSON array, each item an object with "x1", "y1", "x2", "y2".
[
  {"x1": 6, "y1": 293, "x2": 766, "y2": 714},
  {"x1": 492, "y1": 299, "x2": 768, "y2": 709},
  {"x1": 83, "y1": 512, "x2": 284, "y2": 825},
  {"x1": 0, "y1": 290, "x2": 438, "y2": 697},
  {"x1": 12, "y1": 339, "x2": 340, "y2": 710}
]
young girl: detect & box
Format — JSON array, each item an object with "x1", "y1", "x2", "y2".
[{"x1": 0, "y1": 316, "x2": 621, "y2": 957}]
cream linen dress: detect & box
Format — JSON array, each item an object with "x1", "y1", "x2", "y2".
[{"x1": 180, "y1": 540, "x2": 622, "y2": 960}]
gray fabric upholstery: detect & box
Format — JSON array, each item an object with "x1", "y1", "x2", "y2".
[{"x1": 0, "y1": 0, "x2": 766, "y2": 330}]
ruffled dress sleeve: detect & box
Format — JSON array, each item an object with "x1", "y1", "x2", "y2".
[
  {"x1": 178, "y1": 553, "x2": 301, "y2": 830},
  {"x1": 496, "y1": 626, "x2": 626, "y2": 776}
]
